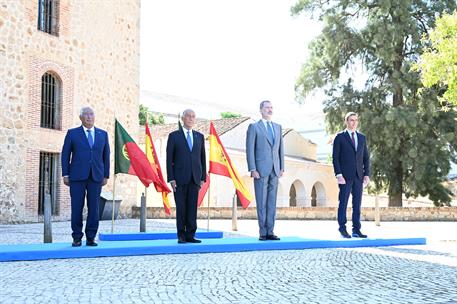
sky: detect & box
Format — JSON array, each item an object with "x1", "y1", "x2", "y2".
[{"x1": 139, "y1": 0, "x2": 325, "y2": 130}]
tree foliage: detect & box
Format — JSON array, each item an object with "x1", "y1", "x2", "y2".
[
  {"x1": 292, "y1": 0, "x2": 457, "y2": 206},
  {"x1": 139, "y1": 104, "x2": 165, "y2": 126},
  {"x1": 419, "y1": 12, "x2": 457, "y2": 107},
  {"x1": 220, "y1": 111, "x2": 242, "y2": 119}
]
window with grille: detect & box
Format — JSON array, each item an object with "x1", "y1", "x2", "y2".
[
  {"x1": 38, "y1": 152, "x2": 59, "y2": 216},
  {"x1": 37, "y1": 0, "x2": 59, "y2": 36},
  {"x1": 40, "y1": 72, "x2": 61, "y2": 129}
]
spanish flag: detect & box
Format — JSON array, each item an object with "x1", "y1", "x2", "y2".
[
  {"x1": 145, "y1": 123, "x2": 172, "y2": 215},
  {"x1": 208, "y1": 122, "x2": 253, "y2": 208}
]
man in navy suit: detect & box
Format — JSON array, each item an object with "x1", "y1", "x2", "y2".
[
  {"x1": 166, "y1": 109, "x2": 206, "y2": 244},
  {"x1": 61, "y1": 107, "x2": 110, "y2": 247},
  {"x1": 332, "y1": 112, "x2": 370, "y2": 238}
]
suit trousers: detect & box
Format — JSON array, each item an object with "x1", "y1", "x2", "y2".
[
  {"x1": 337, "y1": 178, "x2": 363, "y2": 231},
  {"x1": 254, "y1": 171, "x2": 279, "y2": 237},
  {"x1": 69, "y1": 175, "x2": 102, "y2": 241},
  {"x1": 174, "y1": 182, "x2": 199, "y2": 239}
]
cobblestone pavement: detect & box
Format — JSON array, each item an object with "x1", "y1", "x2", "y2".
[{"x1": 0, "y1": 219, "x2": 456, "y2": 304}]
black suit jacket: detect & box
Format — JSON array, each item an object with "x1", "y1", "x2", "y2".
[
  {"x1": 332, "y1": 131, "x2": 370, "y2": 180},
  {"x1": 166, "y1": 129, "x2": 206, "y2": 185}
]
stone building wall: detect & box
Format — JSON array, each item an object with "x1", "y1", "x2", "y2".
[{"x1": 0, "y1": 0, "x2": 140, "y2": 223}]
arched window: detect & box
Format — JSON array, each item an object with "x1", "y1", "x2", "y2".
[
  {"x1": 40, "y1": 72, "x2": 61, "y2": 129},
  {"x1": 38, "y1": 0, "x2": 59, "y2": 36}
]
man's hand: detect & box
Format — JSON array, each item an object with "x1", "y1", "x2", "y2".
[
  {"x1": 170, "y1": 180, "x2": 177, "y2": 192},
  {"x1": 279, "y1": 170, "x2": 284, "y2": 177},
  {"x1": 102, "y1": 178, "x2": 108, "y2": 186},
  {"x1": 63, "y1": 176, "x2": 70, "y2": 186},
  {"x1": 251, "y1": 170, "x2": 260, "y2": 179},
  {"x1": 200, "y1": 180, "x2": 205, "y2": 187},
  {"x1": 337, "y1": 176, "x2": 346, "y2": 185},
  {"x1": 363, "y1": 176, "x2": 370, "y2": 187}
]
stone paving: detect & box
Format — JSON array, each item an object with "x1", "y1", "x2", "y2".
[{"x1": 0, "y1": 219, "x2": 456, "y2": 304}]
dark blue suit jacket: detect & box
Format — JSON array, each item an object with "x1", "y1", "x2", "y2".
[
  {"x1": 332, "y1": 131, "x2": 370, "y2": 180},
  {"x1": 61, "y1": 126, "x2": 110, "y2": 182},
  {"x1": 166, "y1": 129, "x2": 206, "y2": 186}
]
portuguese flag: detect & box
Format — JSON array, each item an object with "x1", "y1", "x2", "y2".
[
  {"x1": 208, "y1": 122, "x2": 253, "y2": 208},
  {"x1": 115, "y1": 119, "x2": 159, "y2": 187}
]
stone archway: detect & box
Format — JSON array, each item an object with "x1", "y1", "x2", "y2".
[
  {"x1": 311, "y1": 181, "x2": 326, "y2": 207},
  {"x1": 289, "y1": 180, "x2": 306, "y2": 207}
]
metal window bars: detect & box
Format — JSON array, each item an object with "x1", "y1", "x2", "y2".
[
  {"x1": 37, "y1": 0, "x2": 59, "y2": 36},
  {"x1": 40, "y1": 72, "x2": 61, "y2": 129},
  {"x1": 38, "y1": 152, "x2": 59, "y2": 216}
]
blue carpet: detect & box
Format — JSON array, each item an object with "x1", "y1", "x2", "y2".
[
  {"x1": 99, "y1": 230, "x2": 223, "y2": 241},
  {"x1": 0, "y1": 237, "x2": 426, "y2": 262}
]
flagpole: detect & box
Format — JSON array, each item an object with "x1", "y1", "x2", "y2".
[
  {"x1": 207, "y1": 173, "x2": 211, "y2": 231},
  {"x1": 111, "y1": 174, "x2": 117, "y2": 233}
]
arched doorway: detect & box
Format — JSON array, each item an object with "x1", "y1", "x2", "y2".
[
  {"x1": 311, "y1": 181, "x2": 326, "y2": 206},
  {"x1": 289, "y1": 180, "x2": 306, "y2": 207},
  {"x1": 289, "y1": 184, "x2": 297, "y2": 207},
  {"x1": 311, "y1": 186, "x2": 317, "y2": 206}
]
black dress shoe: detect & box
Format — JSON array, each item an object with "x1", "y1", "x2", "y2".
[
  {"x1": 72, "y1": 239, "x2": 82, "y2": 247},
  {"x1": 178, "y1": 236, "x2": 186, "y2": 244},
  {"x1": 86, "y1": 239, "x2": 98, "y2": 246},
  {"x1": 259, "y1": 236, "x2": 267, "y2": 241},
  {"x1": 186, "y1": 238, "x2": 202, "y2": 243},
  {"x1": 266, "y1": 235, "x2": 280, "y2": 241},
  {"x1": 352, "y1": 230, "x2": 368, "y2": 238},
  {"x1": 339, "y1": 230, "x2": 351, "y2": 239}
]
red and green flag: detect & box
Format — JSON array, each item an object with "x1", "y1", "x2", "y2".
[{"x1": 115, "y1": 119, "x2": 160, "y2": 187}]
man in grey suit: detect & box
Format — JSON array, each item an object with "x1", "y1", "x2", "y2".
[{"x1": 246, "y1": 100, "x2": 284, "y2": 241}]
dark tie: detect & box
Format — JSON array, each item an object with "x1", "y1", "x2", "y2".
[
  {"x1": 351, "y1": 132, "x2": 356, "y2": 148},
  {"x1": 186, "y1": 130, "x2": 193, "y2": 151},
  {"x1": 267, "y1": 122, "x2": 275, "y2": 144},
  {"x1": 87, "y1": 130, "x2": 94, "y2": 148}
]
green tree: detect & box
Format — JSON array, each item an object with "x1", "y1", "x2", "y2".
[
  {"x1": 139, "y1": 104, "x2": 165, "y2": 126},
  {"x1": 292, "y1": 0, "x2": 457, "y2": 206},
  {"x1": 419, "y1": 12, "x2": 457, "y2": 107},
  {"x1": 220, "y1": 111, "x2": 242, "y2": 118}
]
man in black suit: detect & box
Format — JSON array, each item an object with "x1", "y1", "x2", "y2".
[
  {"x1": 332, "y1": 112, "x2": 370, "y2": 238},
  {"x1": 166, "y1": 109, "x2": 206, "y2": 244}
]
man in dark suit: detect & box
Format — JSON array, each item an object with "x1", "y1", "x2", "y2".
[
  {"x1": 332, "y1": 112, "x2": 370, "y2": 238},
  {"x1": 61, "y1": 106, "x2": 110, "y2": 247},
  {"x1": 246, "y1": 100, "x2": 284, "y2": 241},
  {"x1": 166, "y1": 109, "x2": 206, "y2": 244}
]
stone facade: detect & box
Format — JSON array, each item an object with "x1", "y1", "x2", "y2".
[{"x1": 0, "y1": 0, "x2": 140, "y2": 223}]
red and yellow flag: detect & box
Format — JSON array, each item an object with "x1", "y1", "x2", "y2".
[
  {"x1": 208, "y1": 122, "x2": 253, "y2": 208},
  {"x1": 145, "y1": 123, "x2": 172, "y2": 215}
]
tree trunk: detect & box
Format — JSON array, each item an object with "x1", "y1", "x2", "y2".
[{"x1": 388, "y1": 40, "x2": 405, "y2": 207}]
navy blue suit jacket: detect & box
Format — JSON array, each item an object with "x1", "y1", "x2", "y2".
[
  {"x1": 332, "y1": 131, "x2": 370, "y2": 180},
  {"x1": 61, "y1": 126, "x2": 110, "y2": 182},
  {"x1": 166, "y1": 129, "x2": 206, "y2": 186}
]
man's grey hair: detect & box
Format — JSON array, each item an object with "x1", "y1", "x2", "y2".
[
  {"x1": 344, "y1": 112, "x2": 358, "y2": 121},
  {"x1": 259, "y1": 100, "x2": 271, "y2": 110},
  {"x1": 80, "y1": 106, "x2": 94, "y2": 116},
  {"x1": 181, "y1": 109, "x2": 195, "y2": 117}
]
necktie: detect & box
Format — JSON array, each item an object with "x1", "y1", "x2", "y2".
[
  {"x1": 186, "y1": 130, "x2": 193, "y2": 151},
  {"x1": 87, "y1": 130, "x2": 94, "y2": 148},
  {"x1": 267, "y1": 122, "x2": 275, "y2": 144},
  {"x1": 351, "y1": 132, "x2": 356, "y2": 149}
]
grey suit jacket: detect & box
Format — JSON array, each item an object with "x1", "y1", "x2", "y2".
[{"x1": 246, "y1": 120, "x2": 284, "y2": 177}]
